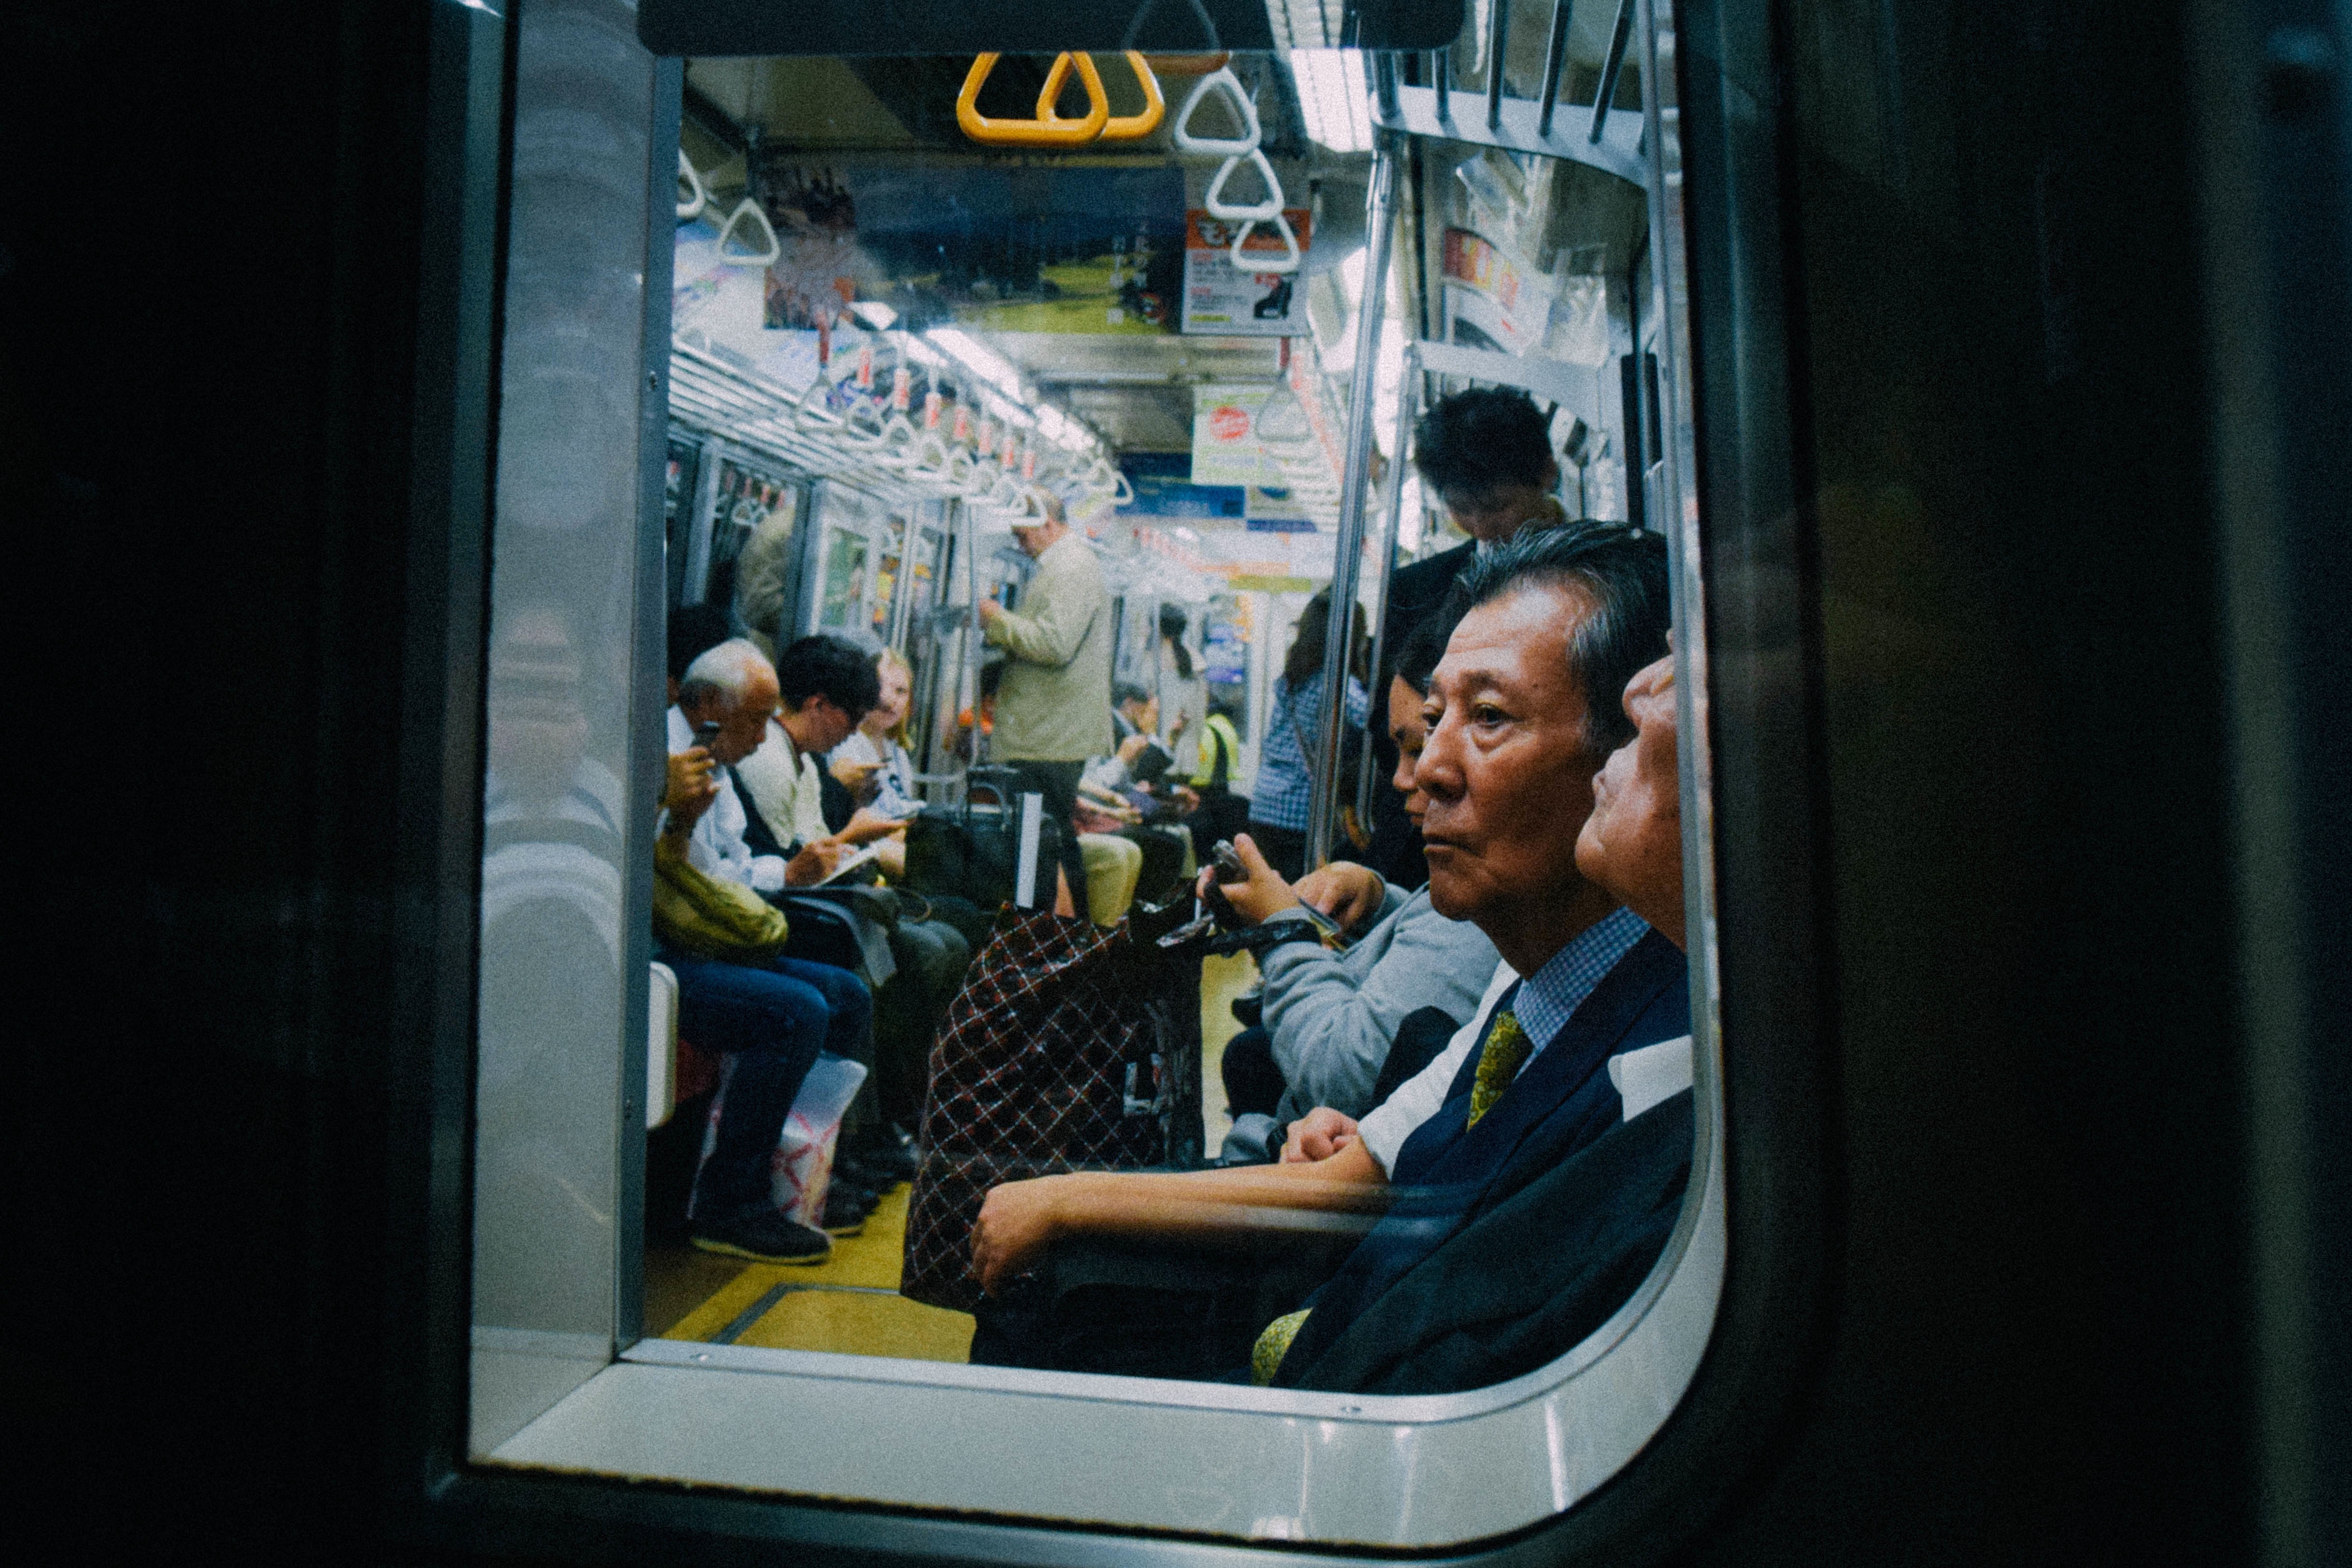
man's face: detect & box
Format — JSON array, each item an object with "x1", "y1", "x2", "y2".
[
  {"x1": 792, "y1": 693, "x2": 860, "y2": 754},
  {"x1": 1416, "y1": 584, "x2": 1601, "y2": 926},
  {"x1": 1438, "y1": 469, "x2": 1559, "y2": 545},
  {"x1": 1009, "y1": 516, "x2": 1063, "y2": 558},
  {"x1": 1575, "y1": 654, "x2": 1683, "y2": 933},
  {"x1": 687, "y1": 670, "x2": 779, "y2": 766},
  {"x1": 1387, "y1": 675, "x2": 1432, "y2": 827},
  {"x1": 1120, "y1": 694, "x2": 1159, "y2": 733}
]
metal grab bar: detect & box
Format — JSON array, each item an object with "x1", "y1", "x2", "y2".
[
  {"x1": 958, "y1": 53, "x2": 1109, "y2": 146},
  {"x1": 1037, "y1": 51, "x2": 1165, "y2": 141}
]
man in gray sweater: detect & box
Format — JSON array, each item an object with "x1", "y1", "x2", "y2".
[{"x1": 1211, "y1": 613, "x2": 1499, "y2": 1137}]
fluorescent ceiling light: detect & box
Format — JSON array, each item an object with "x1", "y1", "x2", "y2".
[
  {"x1": 1290, "y1": 50, "x2": 1372, "y2": 155},
  {"x1": 849, "y1": 300, "x2": 897, "y2": 330},
  {"x1": 928, "y1": 327, "x2": 1028, "y2": 402}
]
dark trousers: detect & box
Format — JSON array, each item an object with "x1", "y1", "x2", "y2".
[
  {"x1": 869, "y1": 916, "x2": 973, "y2": 1131},
  {"x1": 1119, "y1": 824, "x2": 1190, "y2": 906},
  {"x1": 1003, "y1": 758, "x2": 1091, "y2": 921},
  {"x1": 1185, "y1": 786, "x2": 1251, "y2": 867},
  {"x1": 1219, "y1": 1025, "x2": 1285, "y2": 1119},
  {"x1": 661, "y1": 948, "x2": 872, "y2": 1225},
  {"x1": 1242, "y1": 821, "x2": 1309, "y2": 883}
]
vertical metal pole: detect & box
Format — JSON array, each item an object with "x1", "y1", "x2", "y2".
[
  {"x1": 1591, "y1": 0, "x2": 1636, "y2": 144},
  {"x1": 1431, "y1": 51, "x2": 1454, "y2": 120},
  {"x1": 1485, "y1": 0, "x2": 1512, "y2": 131},
  {"x1": 963, "y1": 496, "x2": 986, "y2": 769},
  {"x1": 1538, "y1": 0, "x2": 1575, "y2": 138},
  {"x1": 1373, "y1": 51, "x2": 1401, "y2": 121},
  {"x1": 681, "y1": 434, "x2": 723, "y2": 605},
  {"x1": 1353, "y1": 352, "x2": 1421, "y2": 828},
  {"x1": 1306, "y1": 140, "x2": 1401, "y2": 870}
]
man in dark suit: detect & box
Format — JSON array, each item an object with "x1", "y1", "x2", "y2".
[
  {"x1": 1368, "y1": 388, "x2": 1576, "y2": 889},
  {"x1": 967, "y1": 527, "x2": 1680, "y2": 1388}
]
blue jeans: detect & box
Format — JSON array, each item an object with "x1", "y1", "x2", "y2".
[{"x1": 660, "y1": 949, "x2": 873, "y2": 1226}]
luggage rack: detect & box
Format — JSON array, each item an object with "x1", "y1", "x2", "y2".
[{"x1": 1367, "y1": 0, "x2": 1647, "y2": 188}]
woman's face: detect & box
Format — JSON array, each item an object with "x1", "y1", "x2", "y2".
[{"x1": 866, "y1": 660, "x2": 911, "y2": 735}]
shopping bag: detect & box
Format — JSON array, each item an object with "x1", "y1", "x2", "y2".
[
  {"x1": 900, "y1": 899, "x2": 1208, "y2": 1313},
  {"x1": 772, "y1": 1053, "x2": 869, "y2": 1229},
  {"x1": 688, "y1": 1051, "x2": 868, "y2": 1228}
]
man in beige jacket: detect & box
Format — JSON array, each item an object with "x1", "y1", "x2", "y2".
[{"x1": 979, "y1": 491, "x2": 1113, "y2": 919}]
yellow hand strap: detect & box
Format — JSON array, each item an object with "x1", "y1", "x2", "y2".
[
  {"x1": 1038, "y1": 52, "x2": 1165, "y2": 141},
  {"x1": 958, "y1": 53, "x2": 1109, "y2": 147}
]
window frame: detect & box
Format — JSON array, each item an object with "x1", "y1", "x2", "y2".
[{"x1": 390, "y1": 0, "x2": 1840, "y2": 1557}]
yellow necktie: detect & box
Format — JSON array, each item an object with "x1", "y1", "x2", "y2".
[{"x1": 1467, "y1": 1010, "x2": 1530, "y2": 1128}]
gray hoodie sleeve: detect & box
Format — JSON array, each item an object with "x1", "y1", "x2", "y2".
[{"x1": 1258, "y1": 887, "x2": 1502, "y2": 1120}]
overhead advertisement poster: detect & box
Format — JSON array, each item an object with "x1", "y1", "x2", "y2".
[
  {"x1": 1180, "y1": 210, "x2": 1313, "y2": 336},
  {"x1": 1439, "y1": 226, "x2": 1550, "y2": 354},
  {"x1": 1191, "y1": 384, "x2": 1281, "y2": 486}
]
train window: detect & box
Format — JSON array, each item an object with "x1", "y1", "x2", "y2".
[{"x1": 468, "y1": 0, "x2": 1728, "y2": 1550}]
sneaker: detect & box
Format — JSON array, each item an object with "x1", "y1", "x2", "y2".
[
  {"x1": 821, "y1": 1188, "x2": 868, "y2": 1237},
  {"x1": 689, "y1": 1211, "x2": 832, "y2": 1264}
]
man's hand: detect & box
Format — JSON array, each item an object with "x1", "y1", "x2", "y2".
[
  {"x1": 1193, "y1": 831, "x2": 1302, "y2": 926},
  {"x1": 1283, "y1": 1108, "x2": 1361, "y2": 1164},
  {"x1": 663, "y1": 749, "x2": 720, "y2": 835},
  {"x1": 1116, "y1": 732, "x2": 1153, "y2": 765},
  {"x1": 784, "y1": 837, "x2": 848, "y2": 886},
  {"x1": 1293, "y1": 861, "x2": 1386, "y2": 934},
  {"x1": 978, "y1": 597, "x2": 1005, "y2": 626},
  {"x1": 971, "y1": 1175, "x2": 1068, "y2": 1294},
  {"x1": 1172, "y1": 784, "x2": 1200, "y2": 813}
]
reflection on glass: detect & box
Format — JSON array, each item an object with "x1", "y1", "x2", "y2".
[{"x1": 819, "y1": 525, "x2": 870, "y2": 630}]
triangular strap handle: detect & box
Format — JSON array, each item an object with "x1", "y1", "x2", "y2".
[
  {"x1": 677, "y1": 150, "x2": 707, "y2": 221},
  {"x1": 1173, "y1": 66, "x2": 1259, "y2": 155},
  {"x1": 1204, "y1": 148, "x2": 1284, "y2": 221},
  {"x1": 1038, "y1": 51, "x2": 1164, "y2": 141},
  {"x1": 1230, "y1": 210, "x2": 1302, "y2": 275},
  {"x1": 714, "y1": 198, "x2": 779, "y2": 266},
  {"x1": 958, "y1": 53, "x2": 1108, "y2": 146}
]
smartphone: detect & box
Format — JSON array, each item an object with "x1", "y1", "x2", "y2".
[
  {"x1": 691, "y1": 720, "x2": 722, "y2": 752},
  {"x1": 1210, "y1": 839, "x2": 1246, "y2": 883}
]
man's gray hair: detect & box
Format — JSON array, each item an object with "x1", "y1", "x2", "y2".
[{"x1": 678, "y1": 637, "x2": 775, "y2": 711}]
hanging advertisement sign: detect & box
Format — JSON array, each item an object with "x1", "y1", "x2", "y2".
[
  {"x1": 1180, "y1": 209, "x2": 1313, "y2": 337},
  {"x1": 1440, "y1": 226, "x2": 1551, "y2": 354},
  {"x1": 1191, "y1": 384, "x2": 1281, "y2": 486}
]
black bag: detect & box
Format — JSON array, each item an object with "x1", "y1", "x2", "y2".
[{"x1": 902, "y1": 768, "x2": 1067, "y2": 910}]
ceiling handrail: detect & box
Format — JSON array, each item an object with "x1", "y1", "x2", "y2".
[{"x1": 958, "y1": 53, "x2": 1109, "y2": 146}]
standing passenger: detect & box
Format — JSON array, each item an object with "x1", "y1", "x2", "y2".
[
  {"x1": 1247, "y1": 588, "x2": 1369, "y2": 882},
  {"x1": 978, "y1": 491, "x2": 1112, "y2": 919},
  {"x1": 1153, "y1": 604, "x2": 1207, "y2": 779},
  {"x1": 1369, "y1": 388, "x2": 1573, "y2": 890}
]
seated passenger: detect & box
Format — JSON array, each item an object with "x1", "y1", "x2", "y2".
[
  {"x1": 663, "y1": 640, "x2": 874, "y2": 1263},
  {"x1": 1272, "y1": 638, "x2": 1698, "y2": 1394},
  {"x1": 1078, "y1": 684, "x2": 1190, "y2": 905},
  {"x1": 828, "y1": 647, "x2": 925, "y2": 881},
  {"x1": 968, "y1": 525, "x2": 1678, "y2": 1387},
  {"x1": 732, "y1": 634, "x2": 898, "y2": 883},
  {"x1": 1212, "y1": 609, "x2": 1501, "y2": 1135}
]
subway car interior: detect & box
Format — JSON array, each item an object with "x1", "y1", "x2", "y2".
[{"x1": 9, "y1": 0, "x2": 2347, "y2": 1563}]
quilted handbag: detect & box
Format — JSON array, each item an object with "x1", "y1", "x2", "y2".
[{"x1": 900, "y1": 899, "x2": 1209, "y2": 1312}]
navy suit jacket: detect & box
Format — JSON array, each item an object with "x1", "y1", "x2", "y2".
[{"x1": 1272, "y1": 927, "x2": 1690, "y2": 1385}]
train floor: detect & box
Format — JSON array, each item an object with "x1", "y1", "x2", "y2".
[{"x1": 646, "y1": 951, "x2": 1258, "y2": 1357}]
